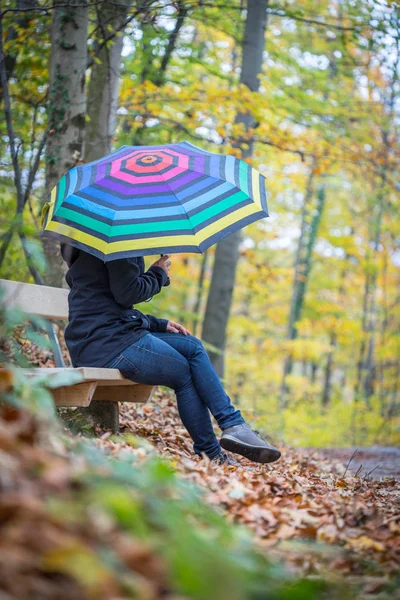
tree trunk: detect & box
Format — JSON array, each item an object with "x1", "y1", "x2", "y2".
[
  {"x1": 355, "y1": 269, "x2": 369, "y2": 396},
  {"x1": 43, "y1": 0, "x2": 89, "y2": 288},
  {"x1": 0, "y1": 8, "x2": 51, "y2": 278},
  {"x1": 279, "y1": 182, "x2": 326, "y2": 408},
  {"x1": 321, "y1": 331, "x2": 336, "y2": 409},
  {"x1": 153, "y1": 1, "x2": 188, "y2": 87},
  {"x1": 311, "y1": 362, "x2": 318, "y2": 384},
  {"x1": 202, "y1": 231, "x2": 241, "y2": 374},
  {"x1": 0, "y1": 15, "x2": 47, "y2": 281},
  {"x1": 362, "y1": 184, "x2": 385, "y2": 402},
  {"x1": 378, "y1": 248, "x2": 389, "y2": 417},
  {"x1": 192, "y1": 250, "x2": 209, "y2": 335},
  {"x1": 128, "y1": 1, "x2": 188, "y2": 144},
  {"x1": 84, "y1": 0, "x2": 129, "y2": 163},
  {"x1": 201, "y1": 0, "x2": 269, "y2": 377},
  {"x1": 356, "y1": 41, "x2": 398, "y2": 403}
]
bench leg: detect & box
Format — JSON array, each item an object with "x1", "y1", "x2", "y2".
[{"x1": 81, "y1": 400, "x2": 119, "y2": 433}]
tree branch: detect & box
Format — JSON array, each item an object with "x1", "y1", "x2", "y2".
[
  {"x1": 19, "y1": 232, "x2": 45, "y2": 285},
  {"x1": 0, "y1": 17, "x2": 24, "y2": 212},
  {"x1": 0, "y1": 18, "x2": 49, "y2": 273}
]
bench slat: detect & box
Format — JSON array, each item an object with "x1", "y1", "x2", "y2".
[
  {"x1": 23, "y1": 367, "x2": 137, "y2": 385},
  {"x1": 0, "y1": 279, "x2": 69, "y2": 320}
]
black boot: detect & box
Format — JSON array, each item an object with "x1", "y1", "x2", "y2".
[
  {"x1": 211, "y1": 451, "x2": 241, "y2": 466},
  {"x1": 220, "y1": 424, "x2": 281, "y2": 464}
]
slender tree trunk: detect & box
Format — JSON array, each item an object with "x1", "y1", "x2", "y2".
[
  {"x1": 321, "y1": 331, "x2": 336, "y2": 409},
  {"x1": 355, "y1": 271, "x2": 369, "y2": 396},
  {"x1": 202, "y1": 0, "x2": 269, "y2": 377},
  {"x1": 43, "y1": 0, "x2": 89, "y2": 287},
  {"x1": 0, "y1": 16, "x2": 46, "y2": 281},
  {"x1": 321, "y1": 256, "x2": 349, "y2": 409},
  {"x1": 192, "y1": 250, "x2": 209, "y2": 335},
  {"x1": 138, "y1": 1, "x2": 187, "y2": 87},
  {"x1": 0, "y1": 10, "x2": 49, "y2": 278},
  {"x1": 0, "y1": 17, "x2": 24, "y2": 253},
  {"x1": 128, "y1": 1, "x2": 188, "y2": 144},
  {"x1": 279, "y1": 181, "x2": 326, "y2": 408},
  {"x1": 310, "y1": 362, "x2": 318, "y2": 384},
  {"x1": 201, "y1": 231, "x2": 241, "y2": 374},
  {"x1": 362, "y1": 183, "x2": 385, "y2": 402},
  {"x1": 85, "y1": 0, "x2": 130, "y2": 163},
  {"x1": 378, "y1": 247, "x2": 389, "y2": 417},
  {"x1": 359, "y1": 26, "x2": 398, "y2": 403},
  {"x1": 181, "y1": 257, "x2": 191, "y2": 314},
  {"x1": 279, "y1": 37, "x2": 340, "y2": 410},
  {"x1": 279, "y1": 170, "x2": 314, "y2": 398},
  {"x1": 153, "y1": 1, "x2": 188, "y2": 87}
]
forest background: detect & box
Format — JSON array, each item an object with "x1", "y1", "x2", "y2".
[{"x1": 1, "y1": 0, "x2": 399, "y2": 448}]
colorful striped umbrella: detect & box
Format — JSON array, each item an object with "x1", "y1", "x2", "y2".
[{"x1": 41, "y1": 141, "x2": 269, "y2": 261}]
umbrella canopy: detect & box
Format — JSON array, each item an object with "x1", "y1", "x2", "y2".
[{"x1": 41, "y1": 141, "x2": 269, "y2": 261}]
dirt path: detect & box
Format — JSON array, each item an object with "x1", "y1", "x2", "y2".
[{"x1": 300, "y1": 446, "x2": 400, "y2": 479}]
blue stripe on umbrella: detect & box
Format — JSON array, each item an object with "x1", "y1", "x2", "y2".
[
  {"x1": 74, "y1": 186, "x2": 178, "y2": 206},
  {"x1": 180, "y1": 181, "x2": 235, "y2": 211},
  {"x1": 64, "y1": 194, "x2": 188, "y2": 220}
]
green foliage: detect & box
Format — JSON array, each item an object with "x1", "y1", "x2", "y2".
[
  {"x1": 3, "y1": 365, "x2": 57, "y2": 418},
  {"x1": 0, "y1": 287, "x2": 49, "y2": 366},
  {"x1": 0, "y1": 284, "x2": 82, "y2": 418}
]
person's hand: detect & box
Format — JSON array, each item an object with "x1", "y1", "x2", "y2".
[
  {"x1": 151, "y1": 254, "x2": 171, "y2": 278},
  {"x1": 166, "y1": 320, "x2": 191, "y2": 335}
]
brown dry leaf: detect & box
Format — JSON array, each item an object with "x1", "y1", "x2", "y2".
[
  {"x1": 335, "y1": 478, "x2": 348, "y2": 489},
  {"x1": 0, "y1": 368, "x2": 13, "y2": 392}
]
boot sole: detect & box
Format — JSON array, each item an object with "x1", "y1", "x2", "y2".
[{"x1": 220, "y1": 436, "x2": 281, "y2": 464}]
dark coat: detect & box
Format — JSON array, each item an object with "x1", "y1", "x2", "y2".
[{"x1": 64, "y1": 250, "x2": 168, "y2": 367}]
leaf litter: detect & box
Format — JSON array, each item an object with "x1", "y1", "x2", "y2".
[
  {"x1": 98, "y1": 390, "x2": 400, "y2": 593},
  {"x1": 0, "y1": 342, "x2": 399, "y2": 599}
]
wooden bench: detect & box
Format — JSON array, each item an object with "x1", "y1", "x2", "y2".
[{"x1": 0, "y1": 278, "x2": 155, "y2": 432}]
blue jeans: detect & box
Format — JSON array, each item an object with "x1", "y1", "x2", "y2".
[{"x1": 107, "y1": 332, "x2": 244, "y2": 459}]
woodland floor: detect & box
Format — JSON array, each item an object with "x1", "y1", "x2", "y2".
[
  {"x1": 1, "y1": 386, "x2": 399, "y2": 599},
  {"x1": 2, "y1": 332, "x2": 400, "y2": 597},
  {"x1": 89, "y1": 389, "x2": 400, "y2": 597}
]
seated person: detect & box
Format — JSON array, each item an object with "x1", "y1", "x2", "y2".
[{"x1": 61, "y1": 244, "x2": 281, "y2": 466}]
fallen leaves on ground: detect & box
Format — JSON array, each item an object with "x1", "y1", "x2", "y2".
[
  {"x1": 1, "y1": 351, "x2": 399, "y2": 599},
  {"x1": 94, "y1": 390, "x2": 400, "y2": 593}
]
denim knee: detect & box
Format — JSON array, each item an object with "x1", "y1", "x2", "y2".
[
  {"x1": 189, "y1": 335, "x2": 205, "y2": 348},
  {"x1": 186, "y1": 335, "x2": 207, "y2": 357}
]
